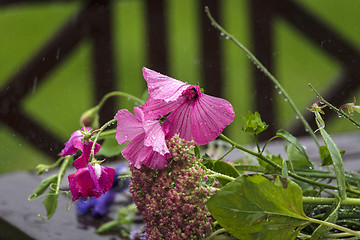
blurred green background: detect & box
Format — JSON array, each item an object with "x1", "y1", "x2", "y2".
[{"x1": 1, "y1": 0, "x2": 360, "y2": 174}]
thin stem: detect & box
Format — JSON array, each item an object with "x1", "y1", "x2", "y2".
[
  {"x1": 308, "y1": 217, "x2": 360, "y2": 237},
  {"x1": 218, "y1": 146, "x2": 235, "y2": 161},
  {"x1": 90, "y1": 119, "x2": 117, "y2": 160},
  {"x1": 254, "y1": 134, "x2": 261, "y2": 153},
  {"x1": 96, "y1": 91, "x2": 145, "y2": 110},
  {"x1": 219, "y1": 134, "x2": 360, "y2": 195},
  {"x1": 205, "y1": 6, "x2": 319, "y2": 147},
  {"x1": 308, "y1": 83, "x2": 360, "y2": 128},
  {"x1": 303, "y1": 196, "x2": 360, "y2": 206},
  {"x1": 207, "y1": 228, "x2": 228, "y2": 240}
]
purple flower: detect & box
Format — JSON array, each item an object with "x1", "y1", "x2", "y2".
[
  {"x1": 75, "y1": 164, "x2": 130, "y2": 217},
  {"x1": 140, "y1": 67, "x2": 235, "y2": 145},
  {"x1": 68, "y1": 163, "x2": 115, "y2": 201},
  {"x1": 114, "y1": 107, "x2": 170, "y2": 170},
  {"x1": 61, "y1": 127, "x2": 101, "y2": 169}
]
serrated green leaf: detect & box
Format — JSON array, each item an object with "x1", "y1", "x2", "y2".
[
  {"x1": 28, "y1": 174, "x2": 57, "y2": 201},
  {"x1": 242, "y1": 111, "x2": 268, "y2": 135},
  {"x1": 207, "y1": 174, "x2": 309, "y2": 240}
]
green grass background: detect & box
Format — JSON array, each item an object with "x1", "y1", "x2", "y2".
[{"x1": 1, "y1": 0, "x2": 360, "y2": 173}]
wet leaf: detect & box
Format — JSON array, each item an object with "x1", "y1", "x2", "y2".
[
  {"x1": 318, "y1": 128, "x2": 347, "y2": 199},
  {"x1": 242, "y1": 111, "x2": 268, "y2": 135},
  {"x1": 286, "y1": 145, "x2": 313, "y2": 170},
  {"x1": 42, "y1": 187, "x2": 58, "y2": 219},
  {"x1": 207, "y1": 174, "x2": 309, "y2": 240},
  {"x1": 28, "y1": 174, "x2": 57, "y2": 201},
  {"x1": 276, "y1": 129, "x2": 311, "y2": 168}
]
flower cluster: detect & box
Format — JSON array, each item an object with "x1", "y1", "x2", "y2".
[
  {"x1": 129, "y1": 135, "x2": 217, "y2": 240},
  {"x1": 61, "y1": 127, "x2": 115, "y2": 201},
  {"x1": 115, "y1": 67, "x2": 234, "y2": 170}
]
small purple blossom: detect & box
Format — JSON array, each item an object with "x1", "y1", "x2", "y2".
[
  {"x1": 61, "y1": 127, "x2": 101, "y2": 169},
  {"x1": 68, "y1": 163, "x2": 115, "y2": 201},
  {"x1": 114, "y1": 107, "x2": 170, "y2": 170},
  {"x1": 140, "y1": 67, "x2": 235, "y2": 145}
]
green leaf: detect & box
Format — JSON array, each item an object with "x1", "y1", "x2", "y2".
[
  {"x1": 97, "y1": 136, "x2": 127, "y2": 157},
  {"x1": 212, "y1": 160, "x2": 240, "y2": 186},
  {"x1": 318, "y1": 128, "x2": 347, "y2": 200},
  {"x1": 319, "y1": 146, "x2": 345, "y2": 166},
  {"x1": 286, "y1": 145, "x2": 313, "y2": 170},
  {"x1": 242, "y1": 111, "x2": 268, "y2": 135},
  {"x1": 97, "y1": 220, "x2": 120, "y2": 233},
  {"x1": 276, "y1": 129, "x2": 310, "y2": 165},
  {"x1": 207, "y1": 174, "x2": 309, "y2": 240},
  {"x1": 28, "y1": 174, "x2": 57, "y2": 201},
  {"x1": 42, "y1": 187, "x2": 58, "y2": 219},
  {"x1": 311, "y1": 195, "x2": 340, "y2": 240}
]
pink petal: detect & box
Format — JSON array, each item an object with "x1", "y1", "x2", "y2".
[
  {"x1": 190, "y1": 94, "x2": 235, "y2": 145},
  {"x1": 73, "y1": 141, "x2": 101, "y2": 169},
  {"x1": 122, "y1": 134, "x2": 168, "y2": 170},
  {"x1": 114, "y1": 108, "x2": 143, "y2": 145},
  {"x1": 162, "y1": 99, "x2": 194, "y2": 142},
  {"x1": 142, "y1": 67, "x2": 189, "y2": 102},
  {"x1": 143, "y1": 120, "x2": 169, "y2": 155},
  {"x1": 139, "y1": 97, "x2": 183, "y2": 120},
  {"x1": 141, "y1": 151, "x2": 169, "y2": 170}
]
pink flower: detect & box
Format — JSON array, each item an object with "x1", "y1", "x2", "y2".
[
  {"x1": 68, "y1": 163, "x2": 115, "y2": 201},
  {"x1": 61, "y1": 127, "x2": 101, "y2": 169},
  {"x1": 114, "y1": 107, "x2": 170, "y2": 170},
  {"x1": 140, "y1": 67, "x2": 235, "y2": 145}
]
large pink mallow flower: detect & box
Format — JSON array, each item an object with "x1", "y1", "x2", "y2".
[
  {"x1": 140, "y1": 67, "x2": 235, "y2": 145},
  {"x1": 61, "y1": 127, "x2": 101, "y2": 169},
  {"x1": 68, "y1": 163, "x2": 115, "y2": 201},
  {"x1": 114, "y1": 107, "x2": 170, "y2": 170}
]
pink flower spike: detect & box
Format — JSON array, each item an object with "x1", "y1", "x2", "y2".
[
  {"x1": 61, "y1": 127, "x2": 101, "y2": 169},
  {"x1": 114, "y1": 107, "x2": 170, "y2": 170},
  {"x1": 68, "y1": 163, "x2": 115, "y2": 201},
  {"x1": 141, "y1": 68, "x2": 235, "y2": 145}
]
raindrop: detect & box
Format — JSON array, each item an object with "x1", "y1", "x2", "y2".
[
  {"x1": 295, "y1": 115, "x2": 299, "y2": 119},
  {"x1": 124, "y1": 134, "x2": 128, "y2": 139},
  {"x1": 32, "y1": 76, "x2": 38, "y2": 93},
  {"x1": 225, "y1": 36, "x2": 229, "y2": 40},
  {"x1": 19, "y1": 144, "x2": 22, "y2": 147},
  {"x1": 42, "y1": 57, "x2": 46, "y2": 62},
  {"x1": 284, "y1": 98, "x2": 288, "y2": 102},
  {"x1": 56, "y1": 48, "x2": 61, "y2": 60},
  {"x1": 305, "y1": 128, "x2": 309, "y2": 132},
  {"x1": 220, "y1": 32, "x2": 225, "y2": 36},
  {"x1": 278, "y1": 91, "x2": 282, "y2": 95},
  {"x1": 274, "y1": 85, "x2": 279, "y2": 89}
]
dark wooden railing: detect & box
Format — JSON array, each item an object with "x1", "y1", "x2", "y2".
[{"x1": 0, "y1": 0, "x2": 359, "y2": 160}]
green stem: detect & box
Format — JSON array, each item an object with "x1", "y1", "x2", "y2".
[
  {"x1": 207, "y1": 228, "x2": 228, "y2": 240},
  {"x1": 303, "y1": 196, "x2": 360, "y2": 206},
  {"x1": 205, "y1": 6, "x2": 319, "y2": 148},
  {"x1": 218, "y1": 146, "x2": 235, "y2": 161},
  {"x1": 308, "y1": 83, "x2": 360, "y2": 128},
  {"x1": 90, "y1": 119, "x2": 117, "y2": 160},
  {"x1": 219, "y1": 134, "x2": 360, "y2": 195},
  {"x1": 96, "y1": 91, "x2": 145, "y2": 110},
  {"x1": 308, "y1": 217, "x2": 360, "y2": 237},
  {"x1": 91, "y1": 129, "x2": 116, "y2": 140}
]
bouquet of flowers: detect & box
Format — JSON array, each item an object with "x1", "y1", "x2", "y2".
[{"x1": 28, "y1": 8, "x2": 360, "y2": 240}]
